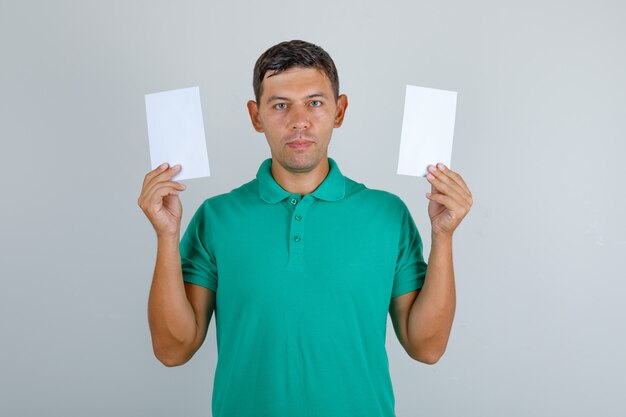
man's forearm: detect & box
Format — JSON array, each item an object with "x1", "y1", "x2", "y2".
[
  {"x1": 407, "y1": 233, "x2": 456, "y2": 363},
  {"x1": 147, "y1": 234, "x2": 198, "y2": 365}
]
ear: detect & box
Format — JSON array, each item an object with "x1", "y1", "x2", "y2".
[
  {"x1": 247, "y1": 100, "x2": 264, "y2": 132},
  {"x1": 333, "y1": 94, "x2": 348, "y2": 128}
]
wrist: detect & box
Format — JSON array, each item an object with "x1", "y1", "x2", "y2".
[
  {"x1": 157, "y1": 232, "x2": 180, "y2": 244},
  {"x1": 431, "y1": 231, "x2": 453, "y2": 247}
]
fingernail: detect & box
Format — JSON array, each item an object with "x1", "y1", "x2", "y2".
[
  {"x1": 426, "y1": 192, "x2": 431, "y2": 197},
  {"x1": 437, "y1": 163, "x2": 445, "y2": 171},
  {"x1": 160, "y1": 163, "x2": 168, "y2": 169}
]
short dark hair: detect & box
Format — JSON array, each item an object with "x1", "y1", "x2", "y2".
[{"x1": 252, "y1": 40, "x2": 339, "y2": 104}]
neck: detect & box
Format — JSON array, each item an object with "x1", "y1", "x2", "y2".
[{"x1": 270, "y1": 157, "x2": 330, "y2": 196}]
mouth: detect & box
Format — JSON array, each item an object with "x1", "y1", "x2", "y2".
[{"x1": 287, "y1": 139, "x2": 314, "y2": 149}]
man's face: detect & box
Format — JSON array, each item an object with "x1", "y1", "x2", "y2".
[{"x1": 247, "y1": 67, "x2": 347, "y2": 173}]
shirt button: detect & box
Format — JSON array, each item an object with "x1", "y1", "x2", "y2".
[
  {"x1": 293, "y1": 235, "x2": 301, "y2": 242},
  {"x1": 290, "y1": 198, "x2": 298, "y2": 205},
  {"x1": 295, "y1": 215, "x2": 302, "y2": 221}
]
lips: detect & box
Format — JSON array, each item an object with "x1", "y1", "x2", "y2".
[{"x1": 287, "y1": 139, "x2": 314, "y2": 148}]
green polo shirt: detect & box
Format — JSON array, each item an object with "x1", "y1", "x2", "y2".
[{"x1": 180, "y1": 157, "x2": 428, "y2": 417}]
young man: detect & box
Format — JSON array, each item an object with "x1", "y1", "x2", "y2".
[{"x1": 138, "y1": 40, "x2": 472, "y2": 417}]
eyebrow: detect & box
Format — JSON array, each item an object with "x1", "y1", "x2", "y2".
[{"x1": 266, "y1": 92, "x2": 327, "y2": 104}]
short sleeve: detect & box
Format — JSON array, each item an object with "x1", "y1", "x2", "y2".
[
  {"x1": 179, "y1": 201, "x2": 218, "y2": 292},
  {"x1": 392, "y1": 199, "x2": 428, "y2": 298}
]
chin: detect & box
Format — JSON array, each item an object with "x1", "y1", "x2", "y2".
[{"x1": 281, "y1": 155, "x2": 323, "y2": 173}]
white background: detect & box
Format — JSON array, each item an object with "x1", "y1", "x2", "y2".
[{"x1": 1, "y1": 1, "x2": 624, "y2": 416}]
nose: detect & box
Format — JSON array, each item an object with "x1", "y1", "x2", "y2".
[{"x1": 289, "y1": 106, "x2": 310, "y2": 130}]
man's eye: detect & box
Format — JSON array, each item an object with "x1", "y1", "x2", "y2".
[
  {"x1": 275, "y1": 103, "x2": 287, "y2": 110},
  {"x1": 310, "y1": 100, "x2": 322, "y2": 107}
]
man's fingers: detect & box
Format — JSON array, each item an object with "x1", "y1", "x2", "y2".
[
  {"x1": 146, "y1": 181, "x2": 186, "y2": 204},
  {"x1": 139, "y1": 180, "x2": 186, "y2": 210},
  {"x1": 427, "y1": 189, "x2": 471, "y2": 218},
  {"x1": 426, "y1": 166, "x2": 471, "y2": 207},
  {"x1": 426, "y1": 191, "x2": 459, "y2": 211},
  {"x1": 143, "y1": 164, "x2": 183, "y2": 191},
  {"x1": 142, "y1": 162, "x2": 170, "y2": 188},
  {"x1": 436, "y1": 163, "x2": 472, "y2": 198}
]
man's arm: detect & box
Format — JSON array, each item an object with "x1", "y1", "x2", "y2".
[
  {"x1": 147, "y1": 234, "x2": 215, "y2": 367},
  {"x1": 138, "y1": 163, "x2": 214, "y2": 367},
  {"x1": 389, "y1": 235, "x2": 455, "y2": 364},
  {"x1": 389, "y1": 163, "x2": 471, "y2": 364}
]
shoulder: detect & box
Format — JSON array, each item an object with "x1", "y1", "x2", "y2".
[
  {"x1": 194, "y1": 178, "x2": 260, "y2": 215},
  {"x1": 343, "y1": 176, "x2": 408, "y2": 212}
]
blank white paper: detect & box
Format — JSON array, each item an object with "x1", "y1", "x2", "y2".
[
  {"x1": 397, "y1": 85, "x2": 457, "y2": 177},
  {"x1": 145, "y1": 86, "x2": 210, "y2": 181}
]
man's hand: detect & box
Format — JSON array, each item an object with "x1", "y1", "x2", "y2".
[
  {"x1": 425, "y1": 163, "x2": 472, "y2": 238},
  {"x1": 137, "y1": 163, "x2": 187, "y2": 238}
]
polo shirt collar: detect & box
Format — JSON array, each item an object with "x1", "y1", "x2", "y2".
[{"x1": 256, "y1": 157, "x2": 346, "y2": 203}]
